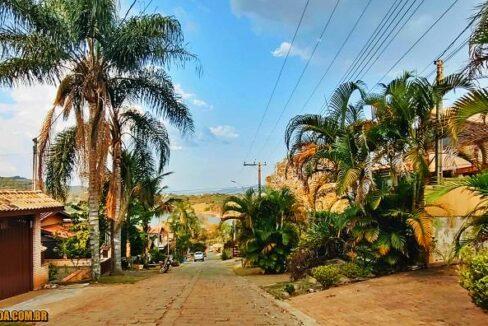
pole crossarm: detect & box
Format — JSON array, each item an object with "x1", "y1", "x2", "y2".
[{"x1": 243, "y1": 161, "x2": 267, "y2": 196}]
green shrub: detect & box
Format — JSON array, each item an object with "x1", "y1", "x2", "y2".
[
  {"x1": 149, "y1": 248, "x2": 166, "y2": 263},
  {"x1": 312, "y1": 265, "x2": 342, "y2": 287},
  {"x1": 288, "y1": 248, "x2": 321, "y2": 281},
  {"x1": 221, "y1": 248, "x2": 232, "y2": 260},
  {"x1": 48, "y1": 264, "x2": 58, "y2": 282},
  {"x1": 283, "y1": 283, "x2": 295, "y2": 294},
  {"x1": 340, "y1": 262, "x2": 370, "y2": 279},
  {"x1": 460, "y1": 248, "x2": 488, "y2": 310}
]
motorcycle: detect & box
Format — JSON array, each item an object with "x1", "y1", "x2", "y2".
[{"x1": 159, "y1": 255, "x2": 173, "y2": 273}]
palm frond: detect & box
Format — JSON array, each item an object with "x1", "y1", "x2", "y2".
[{"x1": 45, "y1": 127, "x2": 78, "y2": 201}]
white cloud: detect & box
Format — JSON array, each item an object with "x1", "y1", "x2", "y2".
[
  {"x1": 0, "y1": 85, "x2": 57, "y2": 177},
  {"x1": 272, "y1": 41, "x2": 309, "y2": 60},
  {"x1": 170, "y1": 144, "x2": 183, "y2": 151},
  {"x1": 209, "y1": 125, "x2": 239, "y2": 139},
  {"x1": 174, "y1": 83, "x2": 194, "y2": 100},
  {"x1": 175, "y1": 83, "x2": 213, "y2": 111},
  {"x1": 230, "y1": 0, "x2": 339, "y2": 34}
]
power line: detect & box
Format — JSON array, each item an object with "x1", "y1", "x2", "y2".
[
  {"x1": 254, "y1": 0, "x2": 342, "y2": 157},
  {"x1": 243, "y1": 0, "x2": 310, "y2": 163},
  {"x1": 426, "y1": 38, "x2": 468, "y2": 78},
  {"x1": 355, "y1": 0, "x2": 426, "y2": 81},
  {"x1": 374, "y1": 0, "x2": 461, "y2": 86},
  {"x1": 338, "y1": 0, "x2": 402, "y2": 84},
  {"x1": 339, "y1": 0, "x2": 416, "y2": 84},
  {"x1": 297, "y1": 0, "x2": 374, "y2": 117},
  {"x1": 418, "y1": 18, "x2": 473, "y2": 76},
  {"x1": 261, "y1": 0, "x2": 373, "y2": 160}
]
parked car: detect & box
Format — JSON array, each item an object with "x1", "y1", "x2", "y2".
[{"x1": 194, "y1": 251, "x2": 205, "y2": 262}]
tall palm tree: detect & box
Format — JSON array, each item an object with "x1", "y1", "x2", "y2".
[
  {"x1": 107, "y1": 107, "x2": 172, "y2": 273},
  {"x1": 368, "y1": 72, "x2": 471, "y2": 209},
  {"x1": 1, "y1": 0, "x2": 195, "y2": 279},
  {"x1": 119, "y1": 149, "x2": 174, "y2": 262},
  {"x1": 45, "y1": 112, "x2": 171, "y2": 273}
]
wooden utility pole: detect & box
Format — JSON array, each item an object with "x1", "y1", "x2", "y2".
[
  {"x1": 243, "y1": 161, "x2": 267, "y2": 196},
  {"x1": 32, "y1": 137, "x2": 38, "y2": 191},
  {"x1": 435, "y1": 59, "x2": 444, "y2": 184}
]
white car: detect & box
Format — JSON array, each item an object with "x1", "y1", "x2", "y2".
[{"x1": 194, "y1": 251, "x2": 205, "y2": 262}]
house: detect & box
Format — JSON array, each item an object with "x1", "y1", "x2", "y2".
[
  {"x1": 0, "y1": 190, "x2": 64, "y2": 300},
  {"x1": 148, "y1": 223, "x2": 171, "y2": 251},
  {"x1": 40, "y1": 211, "x2": 73, "y2": 259}
]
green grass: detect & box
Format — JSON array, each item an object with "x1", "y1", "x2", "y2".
[
  {"x1": 232, "y1": 265, "x2": 264, "y2": 276},
  {"x1": 263, "y1": 278, "x2": 324, "y2": 299}
]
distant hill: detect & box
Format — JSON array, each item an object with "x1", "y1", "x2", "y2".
[
  {"x1": 0, "y1": 176, "x2": 87, "y2": 200},
  {"x1": 168, "y1": 185, "x2": 257, "y2": 195},
  {"x1": 0, "y1": 176, "x2": 32, "y2": 190}
]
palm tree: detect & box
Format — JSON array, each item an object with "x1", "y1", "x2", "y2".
[
  {"x1": 445, "y1": 2, "x2": 488, "y2": 163},
  {"x1": 285, "y1": 81, "x2": 367, "y2": 208},
  {"x1": 221, "y1": 187, "x2": 300, "y2": 273},
  {"x1": 107, "y1": 108, "x2": 172, "y2": 273},
  {"x1": 45, "y1": 117, "x2": 171, "y2": 273},
  {"x1": 168, "y1": 200, "x2": 201, "y2": 260},
  {"x1": 1, "y1": 0, "x2": 195, "y2": 279},
  {"x1": 221, "y1": 188, "x2": 261, "y2": 235},
  {"x1": 368, "y1": 72, "x2": 472, "y2": 209},
  {"x1": 466, "y1": 1, "x2": 488, "y2": 76}
]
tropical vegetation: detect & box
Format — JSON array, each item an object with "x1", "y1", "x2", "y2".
[
  {"x1": 459, "y1": 248, "x2": 488, "y2": 310},
  {"x1": 221, "y1": 187, "x2": 303, "y2": 273},
  {"x1": 0, "y1": 0, "x2": 196, "y2": 279}
]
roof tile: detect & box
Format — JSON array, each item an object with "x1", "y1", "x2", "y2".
[{"x1": 0, "y1": 189, "x2": 64, "y2": 213}]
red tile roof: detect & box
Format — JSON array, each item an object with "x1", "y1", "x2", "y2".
[
  {"x1": 0, "y1": 189, "x2": 64, "y2": 214},
  {"x1": 41, "y1": 224, "x2": 74, "y2": 238}
]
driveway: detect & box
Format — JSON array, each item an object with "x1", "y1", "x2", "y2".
[
  {"x1": 288, "y1": 267, "x2": 488, "y2": 325},
  {"x1": 2, "y1": 256, "x2": 301, "y2": 325}
]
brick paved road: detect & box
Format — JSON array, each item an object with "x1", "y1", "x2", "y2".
[{"x1": 8, "y1": 255, "x2": 301, "y2": 325}]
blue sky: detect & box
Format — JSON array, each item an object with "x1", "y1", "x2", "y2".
[{"x1": 0, "y1": 0, "x2": 482, "y2": 193}]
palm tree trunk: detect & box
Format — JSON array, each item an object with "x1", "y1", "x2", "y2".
[
  {"x1": 88, "y1": 145, "x2": 101, "y2": 280},
  {"x1": 111, "y1": 141, "x2": 123, "y2": 274},
  {"x1": 88, "y1": 99, "x2": 102, "y2": 281},
  {"x1": 114, "y1": 226, "x2": 122, "y2": 271}
]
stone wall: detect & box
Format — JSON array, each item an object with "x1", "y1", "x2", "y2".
[
  {"x1": 430, "y1": 216, "x2": 465, "y2": 265},
  {"x1": 266, "y1": 159, "x2": 348, "y2": 212}
]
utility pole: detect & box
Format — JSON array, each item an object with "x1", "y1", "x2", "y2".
[
  {"x1": 435, "y1": 59, "x2": 444, "y2": 185},
  {"x1": 243, "y1": 161, "x2": 267, "y2": 196},
  {"x1": 32, "y1": 137, "x2": 38, "y2": 191}
]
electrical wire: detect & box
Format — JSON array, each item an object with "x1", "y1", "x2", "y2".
[
  {"x1": 242, "y1": 0, "x2": 311, "y2": 163},
  {"x1": 338, "y1": 0, "x2": 403, "y2": 84},
  {"x1": 260, "y1": 0, "x2": 373, "y2": 159},
  {"x1": 355, "y1": 0, "x2": 425, "y2": 81},
  {"x1": 343, "y1": 0, "x2": 414, "y2": 83},
  {"x1": 297, "y1": 0, "x2": 374, "y2": 117},
  {"x1": 375, "y1": 0, "x2": 461, "y2": 86},
  {"x1": 254, "y1": 0, "x2": 342, "y2": 158}
]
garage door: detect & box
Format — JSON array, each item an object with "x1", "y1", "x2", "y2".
[{"x1": 0, "y1": 216, "x2": 33, "y2": 300}]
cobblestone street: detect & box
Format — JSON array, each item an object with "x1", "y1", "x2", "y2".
[{"x1": 5, "y1": 256, "x2": 301, "y2": 325}]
